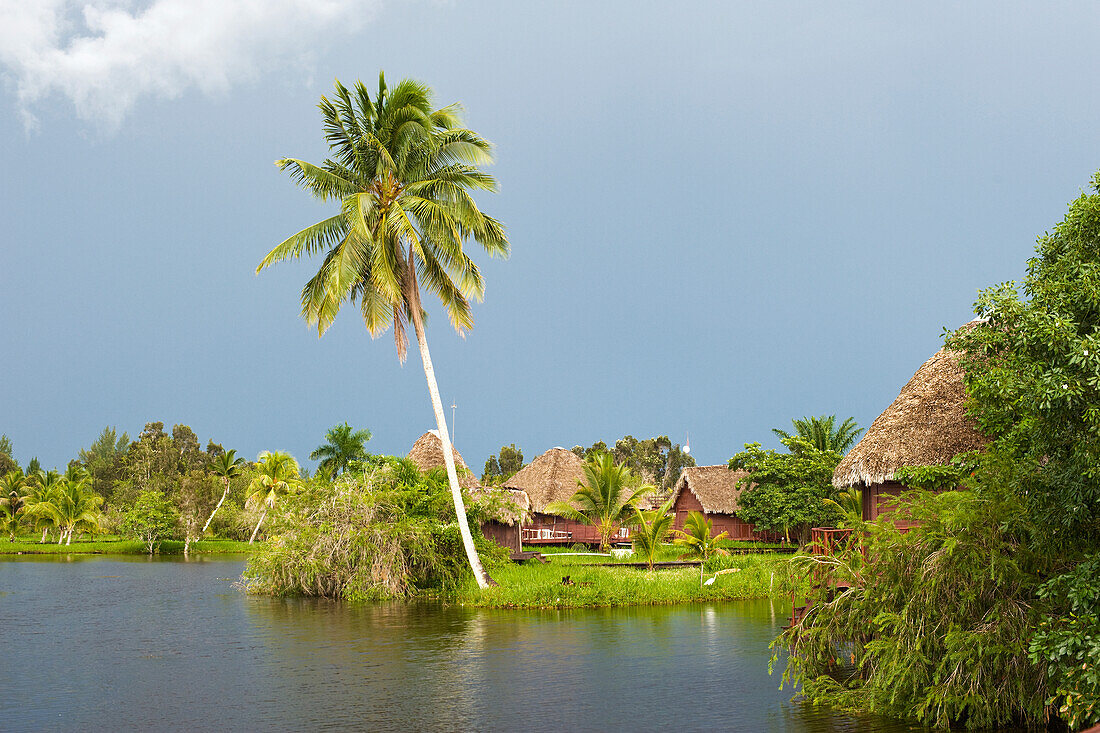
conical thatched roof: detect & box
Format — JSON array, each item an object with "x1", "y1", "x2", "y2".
[
  {"x1": 669, "y1": 466, "x2": 752, "y2": 514},
  {"x1": 833, "y1": 346, "x2": 989, "y2": 488},
  {"x1": 503, "y1": 447, "x2": 586, "y2": 513},
  {"x1": 406, "y1": 430, "x2": 479, "y2": 489}
]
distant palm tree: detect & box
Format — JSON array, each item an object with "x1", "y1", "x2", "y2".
[
  {"x1": 310, "y1": 423, "x2": 372, "y2": 477},
  {"x1": 256, "y1": 75, "x2": 507, "y2": 589},
  {"x1": 26, "y1": 469, "x2": 103, "y2": 545},
  {"x1": 630, "y1": 499, "x2": 675, "y2": 570},
  {"x1": 246, "y1": 451, "x2": 301, "y2": 543},
  {"x1": 23, "y1": 469, "x2": 64, "y2": 542},
  {"x1": 203, "y1": 449, "x2": 246, "y2": 535},
  {"x1": 0, "y1": 470, "x2": 26, "y2": 541},
  {"x1": 674, "y1": 511, "x2": 730, "y2": 586},
  {"x1": 547, "y1": 453, "x2": 651, "y2": 552},
  {"x1": 773, "y1": 415, "x2": 862, "y2": 454}
]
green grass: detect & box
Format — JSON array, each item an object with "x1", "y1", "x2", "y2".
[
  {"x1": 458, "y1": 552, "x2": 800, "y2": 609},
  {"x1": 0, "y1": 536, "x2": 254, "y2": 555}
]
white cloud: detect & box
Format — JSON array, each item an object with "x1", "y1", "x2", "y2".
[{"x1": 0, "y1": 0, "x2": 374, "y2": 129}]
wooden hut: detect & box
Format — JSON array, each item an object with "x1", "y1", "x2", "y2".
[
  {"x1": 668, "y1": 466, "x2": 759, "y2": 540},
  {"x1": 503, "y1": 448, "x2": 617, "y2": 546},
  {"x1": 405, "y1": 430, "x2": 530, "y2": 553},
  {"x1": 470, "y1": 487, "x2": 531, "y2": 554},
  {"x1": 832, "y1": 345, "x2": 989, "y2": 525}
]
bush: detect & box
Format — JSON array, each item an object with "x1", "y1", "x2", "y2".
[
  {"x1": 119, "y1": 491, "x2": 180, "y2": 554},
  {"x1": 242, "y1": 458, "x2": 507, "y2": 601}
]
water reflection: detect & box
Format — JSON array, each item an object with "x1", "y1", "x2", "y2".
[{"x1": 3, "y1": 556, "x2": 914, "y2": 731}]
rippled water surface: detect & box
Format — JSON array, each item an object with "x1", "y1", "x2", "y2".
[{"x1": 1, "y1": 556, "x2": 913, "y2": 732}]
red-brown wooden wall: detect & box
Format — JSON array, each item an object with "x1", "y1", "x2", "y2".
[{"x1": 671, "y1": 488, "x2": 759, "y2": 540}]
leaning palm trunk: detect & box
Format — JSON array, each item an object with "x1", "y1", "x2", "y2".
[
  {"x1": 202, "y1": 480, "x2": 231, "y2": 535},
  {"x1": 249, "y1": 508, "x2": 268, "y2": 544},
  {"x1": 412, "y1": 319, "x2": 495, "y2": 589}
]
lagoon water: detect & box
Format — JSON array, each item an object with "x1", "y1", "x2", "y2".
[{"x1": 1, "y1": 556, "x2": 909, "y2": 732}]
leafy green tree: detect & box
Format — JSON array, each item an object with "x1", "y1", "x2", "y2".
[
  {"x1": 256, "y1": 75, "x2": 507, "y2": 588},
  {"x1": 203, "y1": 449, "x2": 245, "y2": 534},
  {"x1": 546, "y1": 453, "x2": 651, "y2": 552},
  {"x1": 121, "y1": 490, "x2": 179, "y2": 554},
  {"x1": 246, "y1": 451, "x2": 301, "y2": 543},
  {"x1": 310, "y1": 423, "x2": 372, "y2": 477},
  {"x1": 729, "y1": 437, "x2": 843, "y2": 545},
  {"x1": 482, "y1": 443, "x2": 524, "y2": 485},
  {"x1": 78, "y1": 426, "x2": 130, "y2": 505},
  {"x1": 674, "y1": 511, "x2": 730, "y2": 585},
  {"x1": 946, "y1": 171, "x2": 1100, "y2": 727},
  {"x1": 630, "y1": 498, "x2": 674, "y2": 570},
  {"x1": 0, "y1": 434, "x2": 16, "y2": 476},
  {"x1": 772, "y1": 415, "x2": 862, "y2": 454}
]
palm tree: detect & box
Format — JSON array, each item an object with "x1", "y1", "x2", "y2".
[
  {"x1": 256, "y1": 75, "x2": 507, "y2": 588},
  {"x1": 630, "y1": 498, "x2": 675, "y2": 570},
  {"x1": 310, "y1": 423, "x2": 372, "y2": 477},
  {"x1": 203, "y1": 449, "x2": 245, "y2": 535},
  {"x1": 773, "y1": 415, "x2": 862, "y2": 454},
  {"x1": 53, "y1": 474, "x2": 104, "y2": 545},
  {"x1": 0, "y1": 470, "x2": 26, "y2": 541},
  {"x1": 23, "y1": 469, "x2": 64, "y2": 542},
  {"x1": 246, "y1": 451, "x2": 300, "y2": 544},
  {"x1": 675, "y1": 511, "x2": 730, "y2": 586},
  {"x1": 546, "y1": 453, "x2": 652, "y2": 552}
]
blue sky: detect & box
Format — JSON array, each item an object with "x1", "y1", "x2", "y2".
[{"x1": 2, "y1": 1, "x2": 1098, "y2": 472}]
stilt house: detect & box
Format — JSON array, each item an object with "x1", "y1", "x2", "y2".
[
  {"x1": 832, "y1": 344, "x2": 989, "y2": 526},
  {"x1": 669, "y1": 466, "x2": 759, "y2": 540}
]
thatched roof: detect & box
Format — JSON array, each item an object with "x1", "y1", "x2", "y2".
[
  {"x1": 470, "y1": 487, "x2": 531, "y2": 526},
  {"x1": 833, "y1": 346, "x2": 989, "y2": 488},
  {"x1": 503, "y1": 447, "x2": 586, "y2": 513},
  {"x1": 405, "y1": 430, "x2": 479, "y2": 489},
  {"x1": 669, "y1": 465, "x2": 752, "y2": 514}
]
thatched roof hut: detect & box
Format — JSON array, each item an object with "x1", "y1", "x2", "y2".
[
  {"x1": 503, "y1": 447, "x2": 586, "y2": 513},
  {"x1": 833, "y1": 346, "x2": 989, "y2": 488},
  {"x1": 668, "y1": 466, "x2": 752, "y2": 514},
  {"x1": 405, "y1": 430, "x2": 479, "y2": 489}
]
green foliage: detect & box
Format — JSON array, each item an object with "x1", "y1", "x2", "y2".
[
  {"x1": 120, "y1": 490, "x2": 179, "y2": 553},
  {"x1": 629, "y1": 499, "x2": 674, "y2": 570},
  {"x1": 775, "y1": 485, "x2": 1049, "y2": 729},
  {"x1": 78, "y1": 426, "x2": 130, "y2": 504},
  {"x1": 772, "y1": 415, "x2": 862, "y2": 454},
  {"x1": 0, "y1": 471, "x2": 26, "y2": 540},
  {"x1": 571, "y1": 435, "x2": 695, "y2": 493},
  {"x1": 242, "y1": 458, "x2": 508, "y2": 601},
  {"x1": 546, "y1": 453, "x2": 652, "y2": 552},
  {"x1": 457, "y1": 553, "x2": 797, "y2": 609},
  {"x1": 729, "y1": 437, "x2": 842, "y2": 544},
  {"x1": 0, "y1": 434, "x2": 16, "y2": 475},
  {"x1": 310, "y1": 423, "x2": 372, "y2": 477},
  {"x1": 893, "y1": 457, "x2": 975, "y2": 492},
  {"x1": 1029, "y1": 553, "x2": 1100, "y2": 729},
  {"x1": 674, "y1": 511, "x2": 730, "y2": 561},
  {"x1": 482, "y1": 443, "x2": 524, "y2": 485}
]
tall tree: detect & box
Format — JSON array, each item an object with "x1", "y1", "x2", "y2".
[
  {"x1": 482, "y1": 443, "x2": 524, "y2": 485},
  {"x1": 546, "y1": 453, "x2": 651, "y2": 552},
  {"x1": 0, "y1": 471, "x2": 26, "y2": 541},
  {"x1": 246, "y1": 451, "x2": 301, "y2": 544},
  {"x1": 773, "y1": 415, "x2": 862, "y2": 454},
  {"x1": 203, "y1": 449, "x2": 245, "y2": 534},
  {"x1": 256, "y1": 75, "x2": 507, "y2": 588},
  {"x1": 310, "y1": 423, "x2": 372, "y2": 477},
  {"x1": 78, "y1": 426, "x2": 130, "y2": 504}
]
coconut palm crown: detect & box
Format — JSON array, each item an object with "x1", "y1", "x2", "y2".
[
  {"x1": 547, "y1": 453, "x2": 652, "y2": 552},
  {"x1": 310, "y1": 423, "x2": 372, "y2": 477},
  {"x1": 773, "y1": 415, "x2": 862, "y2": 454},
  {"x1": 256, "y1": 74, "x2": 507, "y2": 588}
]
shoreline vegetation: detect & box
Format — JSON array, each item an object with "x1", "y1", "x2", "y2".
[{"x1": 0, "y1": 536, "x2": 253, "y2": 555}]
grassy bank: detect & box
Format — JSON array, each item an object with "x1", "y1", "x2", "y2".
[
  {"x1": 0, "y1": 536, "x2": 253, "y2": 555},
  {"x1": 458, "y1": 552, "x2": 799, "y2": 609}
]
